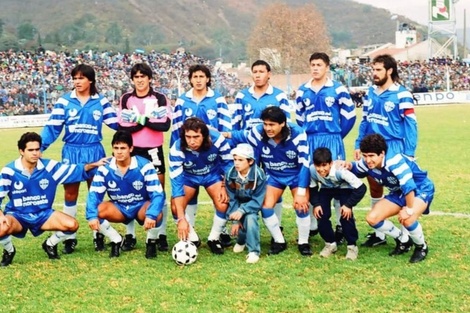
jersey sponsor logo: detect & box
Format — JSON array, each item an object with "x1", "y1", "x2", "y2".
[
  {"x1": 262, "y1": 146, "x2": 271, "y2": 157},
  {"x1": 184, "y1": 108, "x2": 194, "y2": 117},
  {"x1": 384, "y1": 101, "x2": 395, "y2": 112},
  {"x1": 244, "y1": 103, "x2": 253, "y2": 114},
  {"x1": 92, "y1": 110, "x2": 102, "y2": 121},
  {"x1": 63, "y1": 158, "x2": 71, "y2": 165},
  {"x1": 39, "y1": 178, "x2": 49, "y2": 190},
  {"x1": 108, "y1": 180, "x2": 120, "y2": 191},
  {"x1": 132, "y1": 180, "x2": 143, "y2": 191},
  {"x1": 207, "y1": 153, "x2": 217, "y2": 162},
  {"x1": 184, "y1": 161, "x2": 194, "y2": 168},
  {"x1": 302, "y1": 98, "x2": 313, "y2": 108},
  {"x1": 69, "y1": 108, "x2": 78, "y2": 117},
  {"x1": 206, "y1": 109, "x2": 217, "y2": 120},
  {"x1": 286, "y1": 150, "x2": 297, "y2": 159},
  {"x1": 325, "y1": 96, "x2": 335, "y2": 107},
  {"x1": 14, "y1": 181, "x2": 23, "y2": 190}
]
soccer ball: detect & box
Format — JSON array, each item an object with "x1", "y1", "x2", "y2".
[{"x1": 172, "y1": 240, "x2": 198, "y2": 265}]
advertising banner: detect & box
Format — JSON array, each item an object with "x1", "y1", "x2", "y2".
[{"x1": 430, "y1": 0, "x2": 452, "y2": 22}]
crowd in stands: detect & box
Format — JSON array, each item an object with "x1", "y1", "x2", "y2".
[{"x1": 1, "y1": 49, "x2": 469, "y2": 116}]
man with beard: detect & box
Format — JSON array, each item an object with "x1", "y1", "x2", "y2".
[{"x1": 353, "y1": 54, "x2": 418, "y2": 248}]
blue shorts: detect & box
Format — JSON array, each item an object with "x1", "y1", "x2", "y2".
[
  {"x1": 307, "y1": 133, "x2": 345, "y2": 160},
  {"x1": 184, "y1": 173, "x2": 221, "y2": 190},
  {"x1": 385, "y1": 139, "x2": 405, "y2": 157},
  {"x1": 385, "y1": 180, "x2": 435, "y2": 215},
  {"x1": 267, "y1": 174, "x2": 299, "y2": 191},
  {"x1": 63, "y1": 142, "x2": 106, "y2": 177},
  {"x1": 114, "y1": 202, "x2": 146, "y2": 225},
  {"x1": 6, "y1": 209, "x2": 54, "y2": 238}
]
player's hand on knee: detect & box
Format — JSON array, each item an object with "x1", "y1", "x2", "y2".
[
  {"x1": 88, "y1": 219, "x2": 100, "y2": 231},
  {"x1": 314, "y1": 206, "x2": 323, "y2": 219},
  {"x1": 144, "y1": 217, "x2": 156, "y2": 230}
]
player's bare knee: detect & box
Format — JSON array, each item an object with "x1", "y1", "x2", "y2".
[{"x1": 365, "y1": 213, "x2": 379, "y2": 226}]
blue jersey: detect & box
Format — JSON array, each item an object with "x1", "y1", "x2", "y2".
[
  {"x1": 170, "y1": 88, "x2": 232, "y2": 146},
  {"x1": 232, "y1": 123, "x2": 310, "y2": 189},
  {"x1": 41, "y1": 90, "x2": 119, "y2": 151},
  {"x1": 232, "y1": 84, "x2": 291, "y2": 131},
  {"x1": 351, "y1": 153, "x2": 431, "y2": 196},
  {"x1": 169, "y1": 130, "x2": 233, "y2": 198},
  {"x1": 295, "y1": 78, "x2": 356, "y2": 139},
  {"x1": 85, "y1": 156, "x2": 164, "y2": 221},
  {"x1": 355, "y1": 83, "x2": 417, "y2": 157},
  {"x1": 310, "y1": 165, "x2": 364, "y2": 190},
  {"x1": 0, "y1": 158, "x2": 89, "y2": 214}
]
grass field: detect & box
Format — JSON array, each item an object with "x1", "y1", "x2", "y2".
[{"x1": 0, "y1": 104, "x2": 469, "y2": 313}]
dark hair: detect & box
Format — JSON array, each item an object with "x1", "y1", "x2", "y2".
[
  {"x1": 71, "y1": 64, "x2": 98, "y2": 95},
  {"x1": 360, "y1": 134, "x2": 387, "y2": 155},
  {"x1": 260, "y1": 106, "x2": 290, "y2": 142},
  {"x1": 130, "y1": 63, "x2": 153, "y2": 79},
  {"x1": 251, "y1": 60, "x2": 271, "y2": 72},
  {"x1": 309, "y1": 52, "x2": 330, "y2": 66},
  {"x1": 111, "y1": 130, "x2": 133, "y2": 147},
  {"x1": 18, "y1": 132, "x2": 42, "y2": 150},
  {"x1": 188, "y1": 64, "x2": 211, "y2": 87},
  {"x1": 313, "y1": 147, "x2": 332, "y2": 165},
  {"x1": 372, "y1": 54, "x2": 399, "y2": 82},
  {"x1": 180, "y1": 117, "x2": 212, "y2": 151}
]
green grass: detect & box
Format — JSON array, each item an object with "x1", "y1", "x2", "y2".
[{"x1": 1, "y1": 104, "x2": 470, "y2": 313}]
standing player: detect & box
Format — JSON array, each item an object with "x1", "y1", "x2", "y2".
[
  {"x1": 226, "y1": 107, "x2": 311, "y2": 256},
  {"x1": 231, "y1": 59, "x2": 291, "y2": 232},
  {"x1": 41, "y1": 64, "x2": 119, "y2": 254},
  {"x1": 170, "y1": 117, "x2": 233, "y2": 254},
  {"x1": 118, "y1": 63, "x2": 171, "y2": 252},
  {"x1": 0, "y1": 132, "x2": 106, "y2": 266},
  {"x1": 296, "y1": 52, "x2": 356, "y2": 243},
  {"x1": 86, "y1": 131, "x2": 165, "y2": 259},
  {"x1": 354, "y1": 54, "x2": 418, "y2": 248},
  {"x1": 170, "y1": 64, "x2": 232, "y2": 246},
  {"x1": 350, "y1": 134, "x2": 432, "y2": 263}
]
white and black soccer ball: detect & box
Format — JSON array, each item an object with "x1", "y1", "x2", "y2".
[{"x1": 172, "y1": 240, "x2": 198, "y2": 265}]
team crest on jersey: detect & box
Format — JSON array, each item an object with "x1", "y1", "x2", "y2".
[
  {"x1": 262, "y1": 146, "x2": 270, "y2": 155},
  {"x1": 387, "y1": 176, "x2": 398, "y2": 185},
  {"x1": 108, "y1": 180, "x2": 117, "y2": 189},
  {"x1": 206, "y1": 109, "x2": 216, "y2": 120},
  {"x1": 39, "y1": 178, "x2": 49, "y2": 190},
  {"x1": 133, "y1": 180, "x2": 143, "y2": 191},
  {"x1": 325, "y1": 96, "x2": 335, "y2": 107},
  {"x1": 184, "y1": 108, "x2": 194, "y2": 117},
  {"x1": 244, "y1": 104, "x2": 253, "y2": 113},
  {"x1": 384, "y1": 101, "x2": 395, "y2": 112},
  {"x1": 286, "y1": 150, "x2": 297, "y2": 159},
  {"x1": 14, "y1": 181, "x2": 24, "y2": 190},
  {"x1": 207, "y1": 153, "x2": 217, "y2": 162},
  {"x1": 69, "y1": 109, "x2": 78, "y2": 117},
  {"x1": 92, "y1": 110, "x2": 102, "y2": 121}
]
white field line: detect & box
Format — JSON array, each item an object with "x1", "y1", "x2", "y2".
[{"x1": 59, "y1": 202, "x2": 470, "y2": 218}]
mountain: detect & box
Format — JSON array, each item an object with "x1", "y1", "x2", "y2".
[{"x1": 0, "y1": 0, "x2": 424, "y2": 61}]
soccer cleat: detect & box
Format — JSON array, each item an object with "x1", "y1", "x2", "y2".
[
  {"x1": 233, "y1": 243, "x2": 246, "y2": 253},
  {"x1": 346, "y1": 245, "x2": 359, "y2": 261},
  {"x1": 246, "y1": 252, "x2": 260, "y2": 264},
  {"x1": 207, "y1": 240, "x2": 224, "y2": 255},
  {"x1": 121, "y1": 234, "x2": 137, "y2": 252},
  {"x1": 109, "y1": 241, "x2": 122, "y2": 258},
  {"x1": 219, "y1": 233, "x2": 232, "y2": 248},
  {"x1": 335, "y1": 225, "x2": 345, "y2": 245},
  {"x1": 62, "y1": 239, "x2": 78, "y2": 254},
  {"x1": 0, "y1": 247, "x2": 16, "y2": 267},
  {"x1": 319, "y1": 242, "x2": 338, "y2": 258},
  {"x1": 94, "y1": 232, "x2": 106, "y2": 251},
  {"x1": 157, "y1": 235, "x2": 169, "y2": 252},
  {"x1": 309, "y1": 229, "x2": 319, "y2": 237},
  {"x1": 389, "y1": 237, "x2": 413, "y2": 256},
  {"x1": 42, "y1": 240, "x2": 60, "y2": 259},
  {"x1": 145, "y1": 239, "x2": 158, "y2": 259},
  {"x1": 268, "y1": 241, "x2": 287, "y2": 255},
  {"x1": 298, "y1": 243, "x2": 313, "y2": 256},
  {"x1": 361, "y1": 232, "x2": 387, "y2": 247},
  {"x1": 409, "y1": 243, "x2": 428, "y2": 263}
]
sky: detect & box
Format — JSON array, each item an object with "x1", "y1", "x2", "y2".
[{"x1": 352, "y1": 0, "x2": 470, "y2": 29}]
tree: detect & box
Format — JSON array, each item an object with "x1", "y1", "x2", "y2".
[
  {"x1": 0, "y1": 19, "x2": 4, "y2": 37},
  {"x1": 17, "y1": 21, "x2": 36, "y2": 40},
  {"x1": 105, "y1": 22, "x2": 122, "y2": 45},
  {"x1": 247, "y1": 3, "x2": 331, "y2": 74}
]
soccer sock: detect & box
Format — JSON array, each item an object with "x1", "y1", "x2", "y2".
[
  {"x1": 146, "y1": 224, "x2": 162, "y2": 241},
  {"x1": 372, "y1": 220, "x2": 401, "y2": 239},
  {"x1": 309, "y1": 205, "x2": 318, "y2": 231},
  {"x1": 185, "y1": 204, "x2": 198, "y2": 227},
  {"x1": 207, "y1": 214, "x2": 227, "y2": 241},
  {"x1": 399, "y1": 225, "x2": 410, "y2": 242},
  {"x1": 262, "y1": 208, "x2": 285, "y2": 243},
  {"x1": 158, "y1": 202, "x2": 168, "y2": 236},
  {"x1": 371, "y1": 197, "x2": 386, "y2": 240},
  {"x1": 99, "y1": 220, "x2": 122, "y2": 243},
  {"x1": 296, "y1": 215, "x2": 310, "y2": 245},
  {"x1": 125, "y1": 220, "x2": 136, "y2": 238},
  {"x1": 406, "y1": 221, "x2": 426, "y2": 246},
  {"x1": 63, "y1": 201, "x2": 78, "y2": 239},
  {"x1": 274, "y1": 201, "x2": 283, "y2": 225},
  {"x1": 47, "y1": 231, "x2": 69, "y2": 246},
  {"x1": 0, "y1": 236, "x2": 14, "y2": 253},
  {"x1": 334, "y1": 199, "x2": 341, "y2": 226}
]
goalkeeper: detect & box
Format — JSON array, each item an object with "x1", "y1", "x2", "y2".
[{"x1": 118, "y1": 63, "x2": 172, "y2": 253}]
